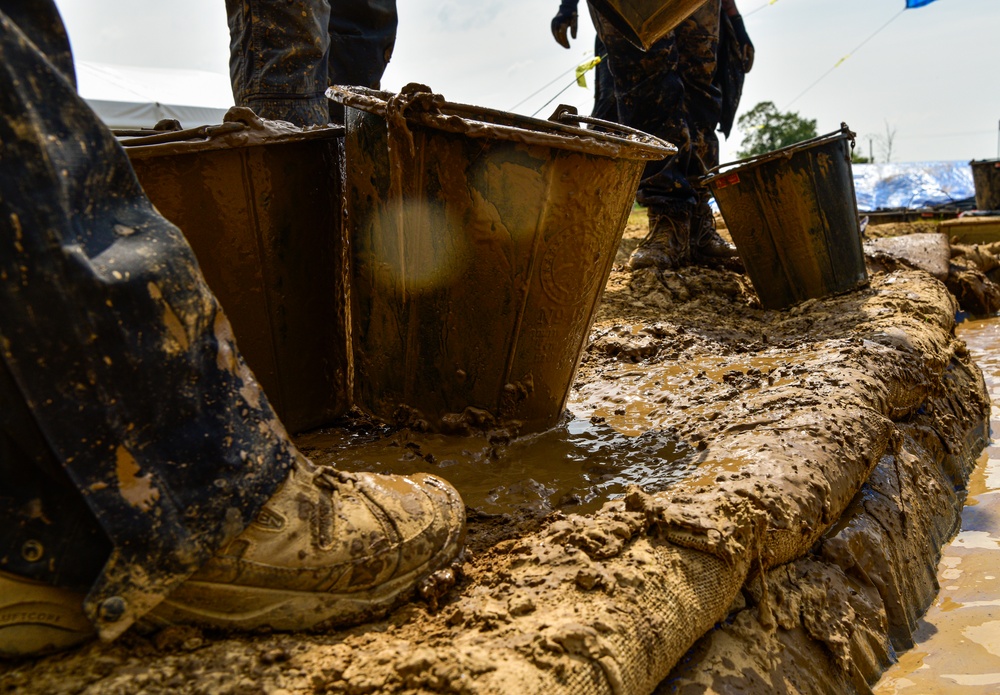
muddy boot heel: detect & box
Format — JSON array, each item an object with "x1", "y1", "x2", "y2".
[{"x1": 0, "y1": 570, "x2": 94, "y2": 658}]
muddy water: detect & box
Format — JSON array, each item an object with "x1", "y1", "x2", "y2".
[
  {"x1": 876, "y1": 315, "x2": 1000, "y2": 694},
  {"x1": 297, "y1": 415, "x2": 696, "y2": 516}
]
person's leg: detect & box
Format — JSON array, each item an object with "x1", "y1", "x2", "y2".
[
  {"x1": 675, "y1": 0, "x2": 736, "y2": 262},
  {"x1": 225, "y1": 0, "x2": 332, "y2": 126},
  {"x1": 591, "y1": 34, "x2": 617, "y2": 124},
  {"x1": 0, "y1": 359, "x2": 110, "y2": 656},
  {"x1": 0, "y1": 3, "x2": 463, "y2": 657},
  {"x1": 0, "y1": 4, "x2": 297, "y2": 642},
  {"x1": 326, "y1": 0, "x2": 397, "y2": 122},
  {"x1": 590, "y1": 3, "x2": 694, "y2": 269}
]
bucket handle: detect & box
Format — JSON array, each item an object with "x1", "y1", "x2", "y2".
[
  {"x1": 547, "y1": 104, "x2": 671, "y2": 144},
  {"x1": 703, "y1": 123, "x2": 856, "y2": 179},
  {"x1": 115, "y1": 121, "x2": 245, "y2": 148},
  {"x1": 114, "y1": 107, "x2": 272, "y2": 148}
]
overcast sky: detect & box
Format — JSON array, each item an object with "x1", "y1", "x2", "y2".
[{"x1": 53, "y1": 0, "x2": 1000, "y2": 164}]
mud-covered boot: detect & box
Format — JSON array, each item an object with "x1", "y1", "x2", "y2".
[
  {"x1": 0, "y1": 571, "x2": 95, "y2": 658},
  {"x1": 628, "y1": 209, "x2": 692, "y2": 270},
  {"x1": 690, "y1": 208, "x2": 738, "y2": 263},
  {"x1": 148, "y1": 457, "x2": 466, "y2": 631}
]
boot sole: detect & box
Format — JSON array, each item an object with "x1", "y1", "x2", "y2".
[{"x1": 0, "y1": 571, "x2": 94, "y2": 658}]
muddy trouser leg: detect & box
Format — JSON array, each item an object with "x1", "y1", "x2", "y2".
[
  {"x1": 0, "y1": 4, "x2": 296, "y2": 640},
  {"x1": 590, "y1": 2, "x2": 690, "y2": 217},
  {"x1": 326, "y1": 0, "x2": 398, "y2": 122},
  {"x1": 675, "y1": 1, "x2": 723, "y2": 238},
  {"x1": 591, "y1": 34, "x2": 617, "y2": 123},
  {"x1": 225, "y1": 0, "x2": 332, "y2": 126},
  {"x1": 225, "y1": 0, "x2": 397, "y2": 126},
  {"x1": 589, "y1": 0, "x2": 721, "y2": 220}
]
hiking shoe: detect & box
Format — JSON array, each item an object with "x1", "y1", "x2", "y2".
[
  {"x1": 148, "y1": 458, "x2": 466, "y2": 631},
  {"x1": 628, "y1": 209, "x2": 692, "y2": 270},
  {"x1": 0, "y1": 570, "x2": 95, "y2": 658}
]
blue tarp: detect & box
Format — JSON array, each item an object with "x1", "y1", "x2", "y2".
[{"x1": 852, "y1": 161, "x2": 974, "y2": 212}]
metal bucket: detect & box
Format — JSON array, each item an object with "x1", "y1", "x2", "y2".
[
  {"x1": 970, "y1": 159, "x2": 1000, "y2": 211},
  {"x1": 704, "y1": 124, "x2": 868, "y2": 311},
  {"x1": 328, "y1": 86, "x2": 674, "y2": 433},
  {"x1": 589, "y1": 0, "x2": 706, "y2": 50},
  {"x1": 121, "y1": 108, "x2": 349, "y2": 434}
]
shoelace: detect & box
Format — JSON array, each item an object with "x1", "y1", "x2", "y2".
[{"x1": 313, "y1": 466, "x2": 356, "y2": 492}]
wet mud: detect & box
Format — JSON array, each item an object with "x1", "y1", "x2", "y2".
[
  {"x1": 874, "y1": 316, "x2": 1000, "y2": 694},
  {"x1": 0, "y1": 219, "x2": 992, "y2": 694}
]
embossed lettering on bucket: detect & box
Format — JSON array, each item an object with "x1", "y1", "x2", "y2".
[
  {"x1": 704, "y1": 124, "x2": 868, "y2": 311},
  {"x1": 328, "y1": 86, "x2": 674, "y2": 433},
  {"x1": 121, "y1": 109, "x2": 349, "y2": 433}
]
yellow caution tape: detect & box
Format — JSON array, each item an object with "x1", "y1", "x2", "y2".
[{"x1": 575, "y1": 56, "x2": 602, "y2": 88}]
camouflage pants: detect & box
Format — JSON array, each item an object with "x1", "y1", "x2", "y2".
[
  {"x1": 592, "y1": 0, "x2": 722, "y2": 217},
  {"x1": 226, "y1": 0, "x2": 398, "y2": 125},
  {"x1": 0, "y1": 3, "x2": 296, "y2": 640},
  {"x1": 592, "y1": 35, "x2": 616, "y2": 123}
]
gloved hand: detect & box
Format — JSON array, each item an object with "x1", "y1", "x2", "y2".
[
  {"x1": 551, "y1": 1, "x2": 578, "y2": 49},
  {"x1": 730, "y1": 14, "x2": 754, "y2": 71}
]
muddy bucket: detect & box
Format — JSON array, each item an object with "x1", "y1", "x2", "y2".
[
  {"x1": 970, "y1": 159, "x2": 1000, "y2": 211},
  {"x1": 328, "y1": 86, "x2": 675, "y2": 433},
  {"x1": 589, "y1": 0, "x2": 705, "y2": 50},
  {"x1": 121, "y1": 108, "x2": 349, "y2": 433},
  {"x1": 704, "y1": 124, "x2": 868, "y2": 311}
]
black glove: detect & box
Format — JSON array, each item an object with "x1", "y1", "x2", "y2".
[
  {"x1": 730, "y1": 14, "x2": 754, "y2": 72},
  {"x1": 551, "y1": 0, "x2": 578, "y2": 49}
]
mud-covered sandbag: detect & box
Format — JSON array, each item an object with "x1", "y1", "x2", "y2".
[
  {"x1": 316, "y1": 493, "x2": 759, "y2": 694},
  {"x1": 658, "y1": 558, "x2": 892, "y2": 695},
  {"x1": 659, "y1": 353, "x2": 987, "y2": 693}
]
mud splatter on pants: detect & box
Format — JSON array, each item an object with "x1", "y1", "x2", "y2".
[
  {"x1": 592, "y1": 0, "x2": 722, "y2": 220},
  {"x1": 0, "y1": 2, "x2": 297, "y2": 639},
  {"x1": 225, "y1": 0, "x2": 398, "y2": 126}
]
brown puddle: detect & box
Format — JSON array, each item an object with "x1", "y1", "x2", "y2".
[
  {"x1": 296, "y1": 334, "x2": 802, "y2": 518},
  {"x1": 875, "y1": 315, "x2": 1000, "y2": 693},
  {"x1": 298, "y1": 415, "x2": 696, "y2": 516}
]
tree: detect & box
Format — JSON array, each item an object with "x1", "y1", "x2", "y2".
[
  {"x1": 736, "y1": 101, "x2": 818, "y2": 158},
  {"x1": 874, "y1": 120, "x2": 897, "y2": 163}
]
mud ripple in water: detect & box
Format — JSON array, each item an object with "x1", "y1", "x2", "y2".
[{"x1": 297, "y1": 417, "x2": 697, "y2": 515}]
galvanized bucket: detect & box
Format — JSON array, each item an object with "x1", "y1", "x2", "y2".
[
  {"x1": 121, "y1": 108, "x2": 350, "y2": 434},
  {"x1": 970, "y1": 159, "x2": 1000, "y2": 211},
  {"x1": 589, "y1": 0, "x2": 706, "y2": 50},
  {"x1": 328, "y1": 85, "x2": 675, "y2": 433},
  {"x1": 703, "y1": 124, "x2": 868, "y2": 311}
]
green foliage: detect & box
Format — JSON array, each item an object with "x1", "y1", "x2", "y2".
[
  {"x1": 736, "y1": 102, "x2": 818, "y2": 158},
  {"x1": 851, "y1": 152, "x2": 871, "y2": 164}
]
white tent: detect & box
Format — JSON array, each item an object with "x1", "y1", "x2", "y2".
[{"x1": 75, "y1": 60, "x2": 233, "y2": 129}]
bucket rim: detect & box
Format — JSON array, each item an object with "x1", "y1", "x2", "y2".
[
  {"x1": 702, "y1": 123, "x2": 856, "y2": 186},
  {"x1": 117, "y1": 106, "x2": 343, "y2": 158},
  {"x1": 969, "y1": 158, "x2": 1000, "y2": 166},
  {"x1": 327, "y1": 84, "x2": 676, "y2": 161}
]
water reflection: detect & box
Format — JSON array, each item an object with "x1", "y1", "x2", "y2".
[{"x1": 298, "y1": 417, "x2": 696, "y2": 515}]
